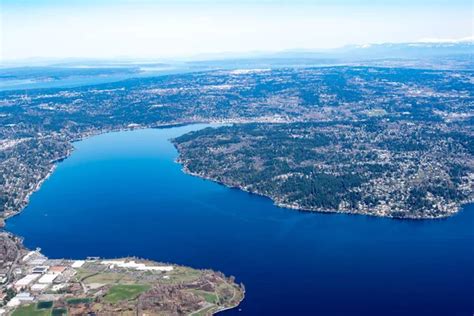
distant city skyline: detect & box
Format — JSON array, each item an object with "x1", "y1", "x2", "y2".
[{"x1": 1, "y1": 0, "x2": 473, "y2": 61}]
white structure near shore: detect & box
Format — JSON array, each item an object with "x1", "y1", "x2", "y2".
[{"x1": 100, "y1": 260, "x2": 173, "y2": 272}]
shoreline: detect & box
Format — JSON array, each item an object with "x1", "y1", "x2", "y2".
[
  {"x1": 2, "y1": 163, "x2": 59, "y2": 225},
  {"x1": 4, "y1": 120, "x2": 471, "y2": 225},
  {"x1": 215, "y1": 289, "x2": 246, "y2": 315},
  {"x1": 175, "y1": 157, "x2": 472, "y2": 221},
  {"x1": 2, "y1": 122, "x2": 470, "y2": 314},
  {"x1": 1, "y1": 122, "x2": 247, "y2": 315},
  {"x1": 1, "y1": 121, "x2": 204, "y2": 225}
]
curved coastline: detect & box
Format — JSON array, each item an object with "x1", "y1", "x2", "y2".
[
  {"x1": 2, "y1": 123, "x2": 245, "y2": 316},
  {"x1": 175, "y1": 158, "x2": 473, "y2": 221},
  {"x1": 5, "y1": 124, "x2": 474, "y2": 316},
  {"x1": 1, "y1": 121, "x2": 202, "y2": 224}
]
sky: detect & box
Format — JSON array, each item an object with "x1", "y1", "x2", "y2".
[{"x1": 1, "y1": 0, "x2": 473, "y2": 61}]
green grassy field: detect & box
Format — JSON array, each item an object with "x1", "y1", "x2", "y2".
[
  {"x1": 12, "y1": 303, "x2": 52, "y2": 316},
  {"x1": 82, "y1": 272, "x2": 133, "y2": 284},
  {"x1": 103, "y1": 284, "x2": 151, "y2": 303},
  {"x1": 193, "y1": 290, "x2": 218, "y2": 304},
  {"x1": 167, "y1": 267, "x2": 202, "y2": 283}
]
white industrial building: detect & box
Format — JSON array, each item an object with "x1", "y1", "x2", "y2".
[
  {"x1": 71, "y1": 260, "x2": 85, "y2": 268},
  {"x1": 14, "y1": 274, "x2": 40, "y2": 290},
  {"x1": 38, "y1": 273, "x2": 58, "y2": 284},
  {"x1": 31, "y1": 283, "x2": 49, "y2": 292},
  {"x1": 100, "y1": 260, "x2": 173, "y2": 271},
  {"x1": 7, "y1": 292, "x2": 35, "y2": 307}
]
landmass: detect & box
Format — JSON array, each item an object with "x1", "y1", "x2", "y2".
[
  {"x1": 1, "y1": 65, "x2": 473, "y2": 222},
  {"x1": 173, "y1": 122, "x2": 473, "y2": 219},
  {"x1": 0, "y1": 232, "x2": 244, "y2": 315}
]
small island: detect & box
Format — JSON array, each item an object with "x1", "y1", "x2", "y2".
[{"x1": 0, "y1": 232, "x2": 244, "y2": 316}]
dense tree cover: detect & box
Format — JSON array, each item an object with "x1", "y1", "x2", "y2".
[{"x1": 174, "y1": 120, "x2": 473, "y2": 218}]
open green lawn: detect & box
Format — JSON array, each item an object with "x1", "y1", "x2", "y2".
[
  {"x1": 202, "y1": 292, "x2": 218, "y2": 304},
  {"x1": 192, "y1": 290, "x2": 218, "y2": 304},
  {"x1": 12, "y1": 303, "x2": 52, "y2": 316},
  {"x1": 167, "y1": 267, "x2": 202, "y2": 283},
  {"x1": 82, "y1": 272, "x2": 131, "y2": 284},
  {"x1": 103, "y1": 284, "x2": 151, "y2": 303}
]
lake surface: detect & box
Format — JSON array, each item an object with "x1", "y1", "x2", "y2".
[{"x1": 6, "y1": 125, "x2": 474, "y2": 316}]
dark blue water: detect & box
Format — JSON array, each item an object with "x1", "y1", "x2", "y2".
[{"x1": 6, "y1": 125, "x2": 474, "y2": 316}]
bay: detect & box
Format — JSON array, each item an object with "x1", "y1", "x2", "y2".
[{"x1": 6, "y1": 124, "x2": 474, "y2": 315}]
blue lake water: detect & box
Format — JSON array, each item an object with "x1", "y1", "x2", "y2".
[{"x1": 6, "y1": 125, "x2": 474, "y2": 316}]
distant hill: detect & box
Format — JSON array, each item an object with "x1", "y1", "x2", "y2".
[
  {"x1": 286, "y1": 41, "x2": 473, "y2": 59},
  {"x1": 2, "y1": 40, "x2": 472, "y2": 77},
  {"x1": 187, "y1": 40, "x2": 473, "y2": 69}
]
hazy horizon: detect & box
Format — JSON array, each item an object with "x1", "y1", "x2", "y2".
[{"x1": 1, "y1": 0, "x2": 473, "y2": 62}]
